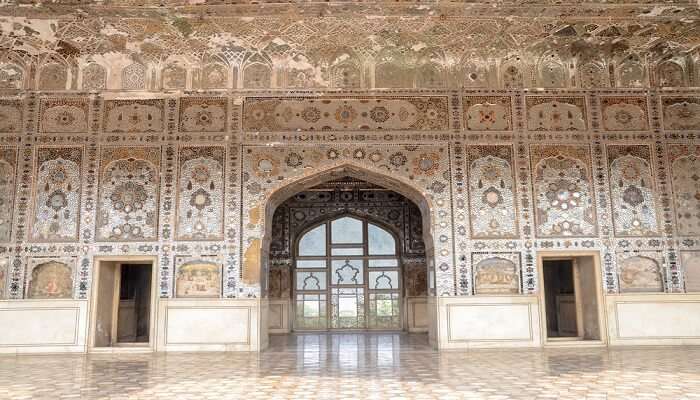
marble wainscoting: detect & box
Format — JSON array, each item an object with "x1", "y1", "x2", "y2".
[{"x1": 0, "y1": 300, "x2": 89, "y2": 354}]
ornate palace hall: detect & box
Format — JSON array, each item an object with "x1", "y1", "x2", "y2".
[{"x1": 2, "y1": 333, "x2": 700, "y2": 399}]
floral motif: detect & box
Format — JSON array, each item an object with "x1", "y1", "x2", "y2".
[
  {"x1": 369, "y1": 106, "x2": 390, "y2": 123},
  {"x1": 413, "y1": 153, "x2": 440, "y2": 176},
  {"x1": 389, "y1": 152, "x2": 407, "y2": 167},
  {"x1": 285, "y1": 152, "x2": 303, "y2": 168},
  {"x1": 301, "y1": 107, "x2": 321, "y2": 123},
  {"x1": 335, "y1": 105, "x2": 357, "y2": 124}
]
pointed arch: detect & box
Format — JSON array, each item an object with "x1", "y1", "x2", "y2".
[{"x1": 537, "y1": 51, "x2": 569, "y2": 88}]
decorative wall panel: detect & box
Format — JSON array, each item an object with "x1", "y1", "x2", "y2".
[
  {"x1": 174, "y1": 256, "x2": 223, "y2": 298},
  {"x1": 0, "y1": 257, "x2": 7, "y2": 299},
  {"x1": 662, "y1": 98, "x2": 700, "y2": 131},
  {"x1": 0, "y1": 147, "x2": 17, "y2": 243},
  {"x1": 617, "y1": 252, "x2": 665, "y2": 293},
  {"x1": 525, "y1": 97, "x2": 587, "y2": 131},
  {"x1": 176, "y1": 146, "x2": 225, "y2": 241},
  {"x1": 606, "y1": 145, "x2": 659, "y2": 237},
  {"x1": 667, "y1": 144, "x2": 700, "y2": 237},
  {"x1": 25, "y1": 257, "x2": 76, "y2": 299},
  {"x1": 0, "y1": 99, "x2": 22, "y2": 133},
  {"x1": 466, "y1": 145, "x2": 518, "y2": 238},
  {"x1": 39, "y1": 98, "x2": 89, "y2": 134},
  {"x1": 471, "y1": 252, "x2": 521, "y2": 295},
  {"x1": 103, "y1": 99, "x2": 164, "y2": 133},
  {"x1": 681, "y1": 251, "x2": 700, "y2": 293},
  {"x1": 96, "y1": 147, "x2": 161, "y2": 242},
  {"x1": 179, "y1": 97, "x2": 228, "y2": 133},
  {"x1": 462, "y1": 96, "x2": 512, "y2": 131},
  {"x1": 530, "y1": 145, "x2": 596, "y2": 237},
  {"x1": 30, "y1": 147, "x2": 82, "y2": 242},
  {"x1": 242, "y1": 97, "x2": 449, "y2": 132},
  {"x1": 600, "y1": 97, "x2": 649, "y2": 131}
]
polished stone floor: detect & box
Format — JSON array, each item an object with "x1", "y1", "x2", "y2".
[{"x1": 2, "y1": 333, "x2": 700, "y2": 399}]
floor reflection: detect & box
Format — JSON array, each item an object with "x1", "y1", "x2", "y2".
[{"x1": 2, "y1": 335, "x2": 700, "y2": 399}]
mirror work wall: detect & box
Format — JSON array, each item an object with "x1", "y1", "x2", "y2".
[{"x1": 1, "y1": 87, "x2": 699, "y2": 301}]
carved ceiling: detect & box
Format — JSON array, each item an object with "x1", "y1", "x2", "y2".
[{"x1": 0, "y1": 1, "x2": 698, "y2": 89}]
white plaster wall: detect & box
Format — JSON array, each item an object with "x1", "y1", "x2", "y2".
[
  {"x1": 0, "y1": 300, "x2": 88, "y2": 354},
  {"x1": 155, "y1": 298, "x2": 262, "y2": 352},
  {"x1": 437, "y1": 296, "x2": 541, "y2": 349},
  {"x1": 606, "y1": 294, "x2": 700, "y2": 346}
]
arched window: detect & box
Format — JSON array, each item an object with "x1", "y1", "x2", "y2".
[{"x1": 294, "y1": 216, "x2": 401, "y2": 330}]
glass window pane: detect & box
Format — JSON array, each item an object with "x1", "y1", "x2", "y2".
[
  {"x1": 368, "y1": 223, "x2": 396, "y2": 255},
  {"x1": 299, "y1": 225, "x2": 326, "y2": 256},
  {"x1": 368, "y1": 259, "x2": 398, "y2": 268},
  {"x1": 369, "y1": 271, "x2": 398, "y2": 289},
  {"x1": 296, "y1": 271, "x2": 326, "y2": 291},
  {"x1": 376, "y1": 298, "x2": 394, "y2": 317},
  {"x1": 296, "y1": 259, "x2": 327, "y2": 268},
  {"x1": 331, "y1": 217, "x2": 363, "y2": 244},
  {"x1": 338, "y1": 296, "x2": 357, "y2": 317},
  {"x1": 303, "y1": 300, "x2": 320, "y2": 317},
  {"x1": 331, "y1": 247, "x2": 363, "y2": 256},
  {"x1": 332, "y1": 259, "x2": 363, "y2": 285}
]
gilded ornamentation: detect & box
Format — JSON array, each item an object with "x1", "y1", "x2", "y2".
[
  {"x1": 175, "y1": 257, "x2": 222, "y2": 298},
  {"x1": 472, "y1": 253, "x2": 521, "y2": 295}
]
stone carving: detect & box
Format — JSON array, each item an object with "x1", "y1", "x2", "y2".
[
  {"x1": 243, "y1": 96, "x2": 449, "y2": 132},
  {"x1": 38, "y1": 63, "x2": 67, "y2": 91},
  {"x1": 472, "y1": 254, "x2": 520, "y2": 295},
  {"x1": 531, "y1": 145, "x2": 596, "y2": 237},
  {"x1": 39, "y1": 98, "x2": 89, "y2": 133},
  {"x1": 662, "y1": 98, "x2": 700, "y2": 130},
  {"x1": 97, "y1": 147, "x2": 160, "y2": 241},
  {"x1": 175, "y1": 260, "x2": 222, "y2": 298},
  {"x1": 601, "y1": 97, "x2": 648, "y2": 131},
  {"x1": 668, "y1": 145, "x2": 700, "y2": 236},
  {"x1": 463, "y1": 96, "x2": 512, "y2": 131},
  {"x1": 526, "y1": 97, "x2": 586, "y2": 131},
  {"x1": 681, "y1": 251, "x2": 700, "y2": 293},
  {"x1": 176, "y1": 146, "x2": 225, "y2": 241},
  {"x1": 104, "y1": 99, "x2": 164, "y2": 133},
  {"x1": 0, "y1": 147, "x2": 17, "y2": 242},
  {"x1": 607, "y1": 145, "x2": 658, "y2": 237},
  {"x1": 617, "y1": 255, "x2": 664, "y2": 293},
  {"x1": 0, "y1": 257, "x2": 7, "y2": 299},
  {"x1": 25, "y1": 258, "x2": 75, "y2": 299},
  {"x1": 179, "y1": 97, "x2": 227, "y2": 133},
  {"x1": 0, "y1": 99, "x2": 23, "y2": 133},
  {"x1": 31, "y1": 147, "x2": 82, "y2": 242},
  {"x1": 467, "y1": 145, "x2": 518, "y2": 238}
]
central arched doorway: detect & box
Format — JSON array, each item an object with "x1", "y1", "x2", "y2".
[{"x1": 267, "y1": 177, "x2": 428, "y2": 333}]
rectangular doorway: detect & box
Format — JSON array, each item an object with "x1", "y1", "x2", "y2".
[
  {"x1": 539, "y1": 253, "x2": 605, "y2": 344},
  {"x1": 90, "y1": 259, "x2": 156, "y2": 350}
]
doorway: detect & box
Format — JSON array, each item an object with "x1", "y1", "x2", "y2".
[
  {"x1": 539, "y1": 253, "x2": 606, "y2": 344},
  {"x1": 90, "y1": 258, "x2": 156, "y2": 350}
]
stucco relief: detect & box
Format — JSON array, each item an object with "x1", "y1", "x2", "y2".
[
  {"x1": 462, "y1": 96, "x2": 512, "y2": 131},
  {"x1": 607, "y1": 145, "x2": 658, "y2": 237},
  {"x1": 176, "y1": 146, "x2": 225, "y2": 241},
  {"x1": 175, "y1": 257, "x2": 222, "y2": 298},
  {"x1": 97, "y1": 147, "x2": 161, "y2": 242},
  {"x1": 617, "y1": 254, "x2": 664, "y2": 293},
  {"x1": 466, "y1": 145, "x2": 518, "y2": 239},
  {"x1": 526, "y1": 97, "x2": 587, "y2": 131},
  {"x1": 662, "y1": 98, "x2": 700, "y2": 130},
  {"x1": 31, "y1": 147, "x2": 82, "y2": 242},
  {"x1": 25, "y1": 258, "x2": 76, "y2": 299},
  {"x1": 667, "y1": 144, "x2": 700, "y2": 236},
  {"x1": 0, "y1": 99, "x2": 23, "y2": 133},
  {"x1": 81, "y1": 63, "x2": 106, "y2": 90},
  {"x1": 531, "y1": 145, "x2": 596, "y2": 237},
  {"x1": 242, "y1": 96, "x2": 449, "y2": 132},
  {"x1": 601, "y1": 97, "x2": 648, "y2": 131},
  {"x1": 0, "y1": 147, "x2": 17, "y2": 243},
  {"x1": 39, "y1": 98, "x2": 89, "y2": 134},
  {"x1": 104, "y1": 99, "x2": 164, "y2": 133}
]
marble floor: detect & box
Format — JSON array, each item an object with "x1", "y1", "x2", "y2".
[{"x1": 2, "y1": 333, "x2": 700, "y2": 400}]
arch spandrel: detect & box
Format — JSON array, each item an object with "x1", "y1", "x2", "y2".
[{"x1": 240, "y1": 145, "x2": 454, "y2": 297}]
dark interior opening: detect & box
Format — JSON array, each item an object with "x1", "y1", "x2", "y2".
[
  {"x1": 543, "y1": 259, "x2": 578, "y2": 338},
  {"x1": 117, "y1": 264, "x2": 152, "y2": 343}
]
